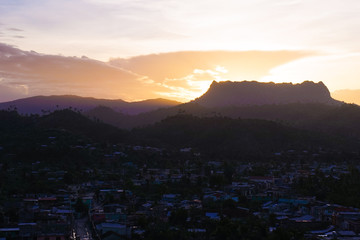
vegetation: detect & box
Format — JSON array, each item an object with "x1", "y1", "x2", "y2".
[
  {"x1": 1, "y1": 108, "x2": 360, "y2": 239},
  {"x1": 294, "y1": 166, "x2": 360, "y2": 208}
]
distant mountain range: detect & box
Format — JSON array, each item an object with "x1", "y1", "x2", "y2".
[
  {"x1": 0, "y1": 95, "x2": 180, "y2": 115},
  {"x1": 84, "y1": 81, "x2": 360, "y2": 141},
  {"x1": 0, "y1": 80, "x2": 340, "y2": 115},
  {"x1": 2, "y1": 80, "x2": 360, "y2": 156},
  {"x1": 85, "y1": 80, "x2": 341, "y2": 126},
  {"x1": 2, "y1": 81, "x2": 360, "y2": 140}
]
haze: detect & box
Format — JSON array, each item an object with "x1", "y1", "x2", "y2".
[{"x1": 0, "y1": 0, "x2": 359, "y2": 102}]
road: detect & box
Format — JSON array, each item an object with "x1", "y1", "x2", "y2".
[{"x1": 74, "y1": 216, "x2": 94, "y2": 240}]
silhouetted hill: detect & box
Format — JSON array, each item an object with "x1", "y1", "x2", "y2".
[
  {"x1": 0, "y1": 109, "x2": 128, "y2": 144},
  {"x1": 302, "y1": 104, "x2": 360, "y2": 137},
  {"x1": 132, "y1": 114, "x2": 356, "y2": 157},
  {"x1": 86, "y1": 81, "x2": 347, "y2": 130},
  {"x1": 0, "y1": 110, "x2": 34, "y2": 133},
  {"x1": 194, "y1": 81, "x2": 339, "y2": 107},
  {"x1": 6, "y1": 81, "x2": 358, "y2": 143},
  {"x1": 0, "y1": 95, "x2": 180, "y2": 115},
  {"x1": 85, "y1": 103, "x2": 210, "y2": 129},
  {"x1": 85, "y1": 100, "x2": 360, "y2": 140},
  {"x1": 38, "y1": 109, "x2": 128, "y2": 142},
  {"x1": 1, "y1": 109, "x2": 359, "y2": 159},
  {"x1": 85, "y1": 106, "x2": 131, "y2": 128}
]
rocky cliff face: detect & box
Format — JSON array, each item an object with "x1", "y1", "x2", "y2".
[{"x1": 194, "y1": 81, "x2": 339, "y2": 107}]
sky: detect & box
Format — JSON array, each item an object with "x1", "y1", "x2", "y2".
[{"x1": 0, "y1": 0, "x2": 359, "y2": 102}]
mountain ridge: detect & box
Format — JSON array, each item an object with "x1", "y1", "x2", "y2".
[
  {"x1": 0, "y1": 95, "x2": 181, "y2": 115},
  {"x1": 193, "y1": 80, "x2": 340, "y2": 107},
  {"x1": 2, "y1": 81, "x2": 356, "y2": 136},
  {"x1": 0, "y1": 81, "x2": 341, "y2": 115}
]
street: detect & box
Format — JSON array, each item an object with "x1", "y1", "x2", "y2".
[{"x1": 74, "y1": 217, "x2": 93, "y2": 240}]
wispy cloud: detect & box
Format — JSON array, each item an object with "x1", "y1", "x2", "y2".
[
  {"x1": 0, "y1": 0, "x2": 359, "y2": 61},
  {"x1": 7, "y1": 27, "x2": 23, "y2": 32}
]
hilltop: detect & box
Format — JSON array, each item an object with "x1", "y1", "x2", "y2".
[{"x1": 194, "y1": 80, "x2": 339, "y2": 107}]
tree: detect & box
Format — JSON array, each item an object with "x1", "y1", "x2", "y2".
[
  {"x1": 74, "y1": 198, "x2": 88, "y2": 213},
  {"x1": 169, "y1": 209, "x2": 188, "y2": 227}
]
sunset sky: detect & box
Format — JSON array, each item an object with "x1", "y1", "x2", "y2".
[{"x1": 0, "y1": 0, "x2": 359, "y2": 102}]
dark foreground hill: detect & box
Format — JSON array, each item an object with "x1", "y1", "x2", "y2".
[
  {"x1": 1, "y1": 109, "x2": 357, "y2": 159},
  {"x1": 131, "y1": 114, "x2": 356, "y2": 158},
  {"x1": 86, "y1": 101, "x2": 360, "y2": 141},
  {"x1": 0, "y1": 109, "x2": 127, "y2": 144}
]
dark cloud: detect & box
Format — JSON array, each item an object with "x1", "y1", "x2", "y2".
[
  {"x1": 0, "y1": 27, "x2": 25, "y2": 40},
  {"x1": 0, "y1": 43, "x2": 166, "y2": 101},
  {"x1": 0, "y1": 43, "x2": 23, "y2": 56},
  {"x1": 7, "y1": 28, "x2": 23, "y2": 32}
]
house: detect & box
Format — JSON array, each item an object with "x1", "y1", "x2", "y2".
[
  {"x1": 347, "y1": 219, "x2": 360, "y2": 233},
  {"x1": 19, "y1": 223, "x2": 37, "y2": 239},
  {"x1": 96, "y1": 223, "x2": 130, "y2": 238},
  {"x1": 180, "y1": 200, "x2": 202, "y2": 209},
  {"x1": 162, "y1": 194, "x2": 180, "y2": 203},
  {"x1": 205, "y1": 212, "x2": 220, "y2": 220},
  {"x1": 230, "y1": 182, "x2": 255, "y2": 197},
  {"x1": 249, "y1": 176, "x2": 274, "y2": 189},
  {"x1": 0, "y1": 228, "x2": 20, "y2": 239},
  {"x1": 101, "y1": 230, "x2": 125, "y2": 240},
  {"x1": 36, "y1": 223, "x2": 71, "y2": 240},
  {"x1": 290, "y1": 215, "x2": 315, "y2": 223}
]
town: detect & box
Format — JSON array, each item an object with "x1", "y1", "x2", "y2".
[{"x1": 1, "y1": 132, "x2": 360, "y2": 240}]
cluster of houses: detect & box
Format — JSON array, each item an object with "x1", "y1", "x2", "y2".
[
  {"x1": 1, "y1": 143, "x2": 360, "y2": 240},
  {"x1": 84, "y1": 152, "x2": 360, "y2": 239},
  {"x1": 0, "y1": 195, "x2": 74, "y2": 240}
]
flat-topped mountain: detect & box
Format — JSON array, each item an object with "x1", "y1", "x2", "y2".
[
  {"x1": 194, "y1": 80, "x2": 339, "y2": 107},
  {"x1": 0, "y1": 95, "x2": 181, "y2": 115}
]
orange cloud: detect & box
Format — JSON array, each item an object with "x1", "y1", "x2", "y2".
[
  {"x1": 0, "y1": 43, "x2": 167, "y2": 101},
  {"x1": 109, "y1": 50, "x2": 313, "y2": 81},
  {"x1": 110, "y1": 50, "x2": 314, "y2": 101},
  {"x1": 0, "y1": 44, "x2": 314, "y2": 102}
]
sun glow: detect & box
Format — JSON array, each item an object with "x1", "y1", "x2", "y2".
[{"x1": 157, "y1": 65, "x2": 231, "y2": 102}]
